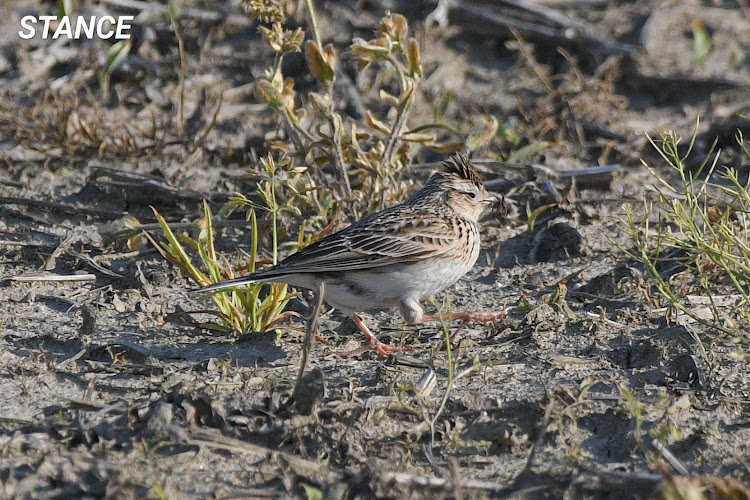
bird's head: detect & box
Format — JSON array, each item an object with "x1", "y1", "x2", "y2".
[{"x1": 435, "y1": 153, "x2": 504, "y2": 221}]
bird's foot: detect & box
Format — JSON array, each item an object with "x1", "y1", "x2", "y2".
[
  {"x1": 422, "y1": 309, "x2": 508, "y2": 349},
  {"x1": 421, "y1": 309, "x2": 508, "y2": 324},
  {"x1": 338, "y1": 337, "x2": 416, "y2": 358},
  {"x1": 336, "y1": 313, "x2": 416, "y2": 357}
]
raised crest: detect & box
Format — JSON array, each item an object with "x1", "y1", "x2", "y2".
[{"x1": 442, "y1": 152, "x2": 483, "y2": 187}]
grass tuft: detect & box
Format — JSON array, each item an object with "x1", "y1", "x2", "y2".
[
  {"x1": 146, "y1": 156, "x2": 309, "y2": 337},
  {"x1": 620, "y1": 122, "x2": 750, "y2": 353}
]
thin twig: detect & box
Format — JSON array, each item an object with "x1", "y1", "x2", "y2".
[
  {"x1": 281, "y1": 108, "x2": 307, "y2": 154},
  {"x1": 0, "y1": 196, "x2": 126, "y2": 219},
  {"x1": 11, "y1": 274, "x2": 97, "y2": 282},
  {"x1": 95, "y1": 248, "x2": 159, "y2": 261},
  {"x1": 328, "y1": 117, "x2": 352, "y2": 197},
  {"x1": 303, "y1": 0, "x2": 323, "y2": 49},
  {"x1": 193, "y1": 90, "x2": 224, "y2": 149},
  {"x1": 0, "y1": 240, "x2": 52, "y2": 248},
  {"x1": 383, "y1": 472, "x2": 507, "y2": 491},
  {"x1": 429, "y1": 304, "x2": 455, "y2": 449},
  {"x1": 518, "y1": 396, "x2": 556, "y2": 475},
  {"x1": 381, "y1": 95, "x2": 413, "y2": 166},
  {"x1": 170, "y1": 13, "x2": 187, "y2": 137},
  {"x1": 69, "y1": 250, "x2": 125, "y2": 278},
  {"x1": 651, "y1": 439, "x2": 690, "y2": 476},
  {"x1": 296, "y1": 282, "x2": 325, "y2": 384}
]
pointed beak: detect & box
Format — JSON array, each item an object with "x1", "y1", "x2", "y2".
[
  {"x1": 483, "y1": 193, "x2": 510, "y2": 215},
  {"x1": 481, "y1": 193, "x2": 503, "y2": 206},
  {"x1": 482, "y1": 193, "x2": 501, "y2": 205}
]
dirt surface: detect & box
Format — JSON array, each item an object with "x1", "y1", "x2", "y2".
[{"x1": 1, "y1": 0, "x2": 750, "y2": 498}]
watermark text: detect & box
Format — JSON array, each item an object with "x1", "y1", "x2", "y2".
[{"x1": 19, "y1": 15, "x2": 133, "y2": 40}]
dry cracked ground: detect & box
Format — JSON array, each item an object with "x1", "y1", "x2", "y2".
[{"x1": 1, "y1": 0, "x2": 750, "y2": 498}]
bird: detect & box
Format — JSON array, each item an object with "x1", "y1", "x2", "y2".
[{"x1": 194, "y1": 152, "x2": 506, "y2": 356}]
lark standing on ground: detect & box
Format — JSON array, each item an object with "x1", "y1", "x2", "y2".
[{"x1": 195, "y1": 153, "x2": 505, "y2": 355}]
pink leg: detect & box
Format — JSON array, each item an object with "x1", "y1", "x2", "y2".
[
  {"x1": 448, "y1": 319, "x2": 470, "y2": 343},
  {"x1": 422, "y1": 310, "x2": 507, "y2": 346},
  {"x1": 338, "y1": 314, "x2": 415, "y2": 357},
  {"x1": 421, "y1": 310, "x2": 507, "y2": 324}
]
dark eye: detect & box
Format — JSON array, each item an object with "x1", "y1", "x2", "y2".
[{"x1": 465, "y1": 190, "x2": 478, "y2": 200}]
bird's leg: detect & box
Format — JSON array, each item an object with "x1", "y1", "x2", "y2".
[
  {"x1": 448, "y1": 319, "x2": 470, "y2": 343},
  {"x1": 421, "y1": 310, "x2": 508, "y2": 324},
  {"x1": 405, "y1": 296, "x2": 507, "y2": 327},
  {"x1": 339, "y1": 314, "x2": 415, "y2": 357},
  {"x1": 422, "y1": 310, "x2": 508, "y2": 344}
]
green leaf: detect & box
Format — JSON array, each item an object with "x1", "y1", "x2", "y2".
[
  {"x1": 306, "y1": 41, "x2": 335, "y2": 84},
  {"x1": 301, "y1": 483, "x2": 323, "y2": 500},
  {"x1": 104, "y1": 40, "x2": 131, "y2": 73},
  {"x1": 508, "y1": 141, "x2": 550, "y2": 163},
  {"x1": 692, "y1": 19, "x2": 712, "y2": 67}
]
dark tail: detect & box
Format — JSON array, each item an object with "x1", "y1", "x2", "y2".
[
  {"x1": 190, "y1": 264, "x2": 297, "y2": 293},
  {"x1": 190, "y1": 274, "x2": 264, "y2": 294}
]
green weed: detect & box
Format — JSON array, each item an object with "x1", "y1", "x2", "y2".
[
  {"x1": 620, "y1": 124, "x2": 750, "y2": 352},
  {"x1": 97, "y1": 40, "x2": 131, "y2": 102},
  {"x1": 246, "y1": 0, "x2": 495, "y2": 216},
  {"x1": 147, "y1": 156, "x2": 307, "y2": 337},
  {"x1": 154, "y1": 1, "x2": 498, "y2": 336}
]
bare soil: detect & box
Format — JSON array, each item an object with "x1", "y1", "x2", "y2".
[{"x1": 1, "y1": 0, "x2": 750, "y2": 498}]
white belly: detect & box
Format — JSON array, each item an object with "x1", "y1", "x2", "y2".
[
  {"x1": 282, "y1": 222, "x2": 481, "y2": 317},
  {"x1": 319, "y1": 253, "x2": 477, "y2": 315}
]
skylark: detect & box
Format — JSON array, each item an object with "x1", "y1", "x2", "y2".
[{"x1": 195, "y1": 153, "x2": 505, "y2": 355}]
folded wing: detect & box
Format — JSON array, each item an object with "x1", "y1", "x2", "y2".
[{"x1": 255, "y1": 206, "x2": 458, "y2": 277}]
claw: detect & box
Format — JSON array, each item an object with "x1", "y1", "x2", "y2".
[
  {"x1": 422, "y1": 309, "x2": 507, "y2": 324},
  {"x1": 338, "y1": 337, "x2": 415, "y2": 357},
  {"x1": 423, "y1": 310, "x2": 507, "y2": 350},
  {"x1": 336, "y1": 314, "x2": 416, "y2": 357}
]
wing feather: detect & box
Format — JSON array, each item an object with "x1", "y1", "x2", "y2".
[{"x1": 253, "y1": 206, "x2": 459, "y2": 277}]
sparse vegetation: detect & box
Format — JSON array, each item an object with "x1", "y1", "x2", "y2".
[
  {"x1": 97, "y1": 40, "x2": 131, "y2": 102},
  {"x1": 426, "y1": 297, "x2": 483, "y2": 449},
  {"x1": 246, "y1": 0, "x2": 494, "y2": 216},
  {"x1": 3, "y1": 0, "x2": 750, "y2": 497},
  {"x1": 621, "y1": 126, "x2": 750, "y2": 349},
  {"x1": 152, "y1": 1, "x2": 499, "y2": 334},
  {"x1": 146, "y1": 156, "x2": 304, "y2": 336}
]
